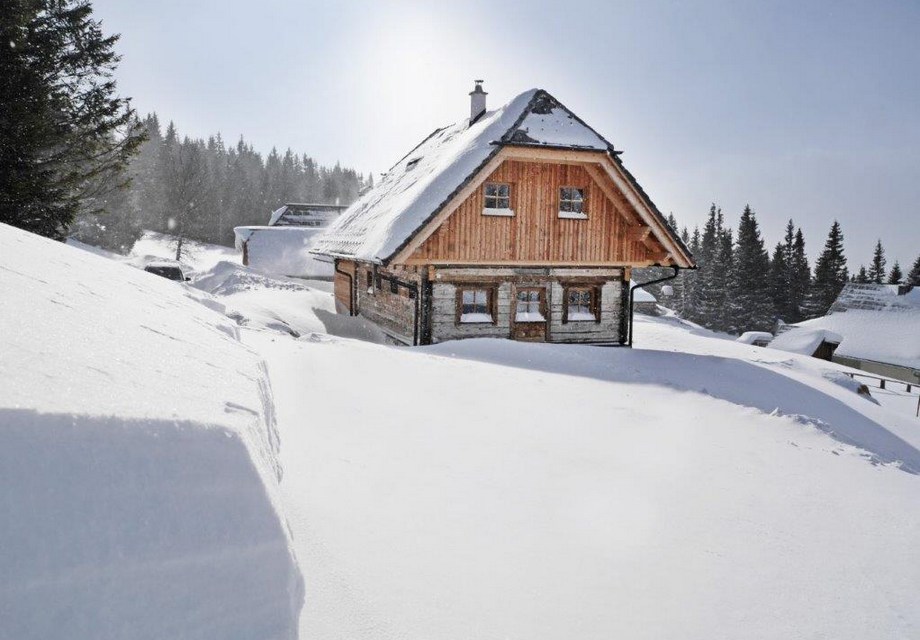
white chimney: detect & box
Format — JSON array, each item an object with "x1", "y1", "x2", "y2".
[{"x1": 469, "y1": 80, "x2": 487, "y2": 124}]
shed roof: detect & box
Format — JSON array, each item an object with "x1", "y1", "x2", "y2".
[{"x1": 311, "y1": 88, "x2": 691, "y2": 265}]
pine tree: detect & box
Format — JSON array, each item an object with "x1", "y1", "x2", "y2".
[
  {"x1": 867, "y1": 239, "x2": 886, "y2": 284},
  {"x1": 715, "y1": 225, "x2": 735, "y2": 332},
  {"x1": 692, "y1": 205, "x2": 722, "y2": 327},
  {"x1": 788, "y1": 227, "x2": 811, "y2": 322},
  {"x1": 733, "y1": 206, "x2": 773, "y2": 332},
  {"x1": 0, "y1": 0, "x2": 144, "y2": 239},
  {"x1": 808, "y1": 221, "x2": 848, "y2": 317},
  {"x1": 854, "y1": 265, "x2": 869, "y2": 284},
  {"x1": 887, "y1": 261, "x2": 903, "y2": 284},
  {"x1": 679, "y1": 226, "x2": 701, "y2": 320},
  {"x1": 769, "y1": 242, "x2": 790, "y2": 319},
  {"x1": 908, "y1": 255, "x2": 920, "y2": 286},
  {"x1": 666, "y1": 213, "x2": 678, "y2": 233}
]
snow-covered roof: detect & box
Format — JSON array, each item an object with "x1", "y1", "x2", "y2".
[
  {"x1": 769, "y1": 327, "x2": 843, "y2": 356},
  {"x1": 269, "y1": 203, "x2": 346, "y2": 227},
  {"x1": 312, "y1": 88, "x2": 688, "y2": 265},
  {"x1": 736, "y1": 331, "x2": 774, "y2": 345},
  {"x1": 632, "y1": 287, "x2": 657, "y2": 303},
  {"x1": 829, "y1": 283, "x2": 920, "y2": 313}
]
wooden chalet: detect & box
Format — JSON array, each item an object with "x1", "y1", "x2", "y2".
[{"x1": 311, "y1": 83, "x2": 695, "y2": 345}]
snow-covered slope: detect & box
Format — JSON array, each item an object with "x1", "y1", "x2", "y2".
[
  {"x1": 236, "y1": 297, "x2": 919, "y2": 639},
  {"x1": 0, "y1": 223, "x2": 303, "y2": 640}
]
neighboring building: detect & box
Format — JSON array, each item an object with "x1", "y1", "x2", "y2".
[
  {"x1": 769, "y1": 327, "x2": 842, "y2": 360},
  {"x1": 633, "y1": 287, "x2": 658, "y2": 315},
  {"x1": 769, "y1": 283, "x2": 920, "y2": 383},
  {"x1": 234, "y1": 203, "x2": 347, "y2": 279},
  {"x1": 267, "y1": 203, "x2": 347, "y2": 227},
  {"x1": 311, "y1": 84, "x2": 694, "y2": 345}
]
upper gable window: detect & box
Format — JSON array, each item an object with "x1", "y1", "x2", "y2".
[
  {"x1": 559, "y1": 187, "x2": 588, "y2": 219},
  {"x1": 483, "y1": 182, "x2": 513, "y2": 216}
]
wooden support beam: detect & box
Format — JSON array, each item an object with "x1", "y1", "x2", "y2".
[
  {"x1": 596, "y1": 156, "x2": 693, "y2": 267},
  {"x1": 583, "y1": 164, "x2": 640, "y2": 225},
  {"x1": 628, "y1": 226, "x2": 653, "y2": 242}
]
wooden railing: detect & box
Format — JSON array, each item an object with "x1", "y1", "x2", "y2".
[{"x1": 841, "y1": 371, "x2": 920, "y2": 417}]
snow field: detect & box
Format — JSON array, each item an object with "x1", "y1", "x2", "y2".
[{"x1": 250, "y1": 331, "x2": 920, "y2": 640}]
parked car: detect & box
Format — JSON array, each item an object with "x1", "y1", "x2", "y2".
[{"x1": 143, "y1": 261, "x2": 190, "y2": 282}]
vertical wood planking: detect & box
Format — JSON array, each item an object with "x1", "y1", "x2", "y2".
[{"x1": 410, "y1": 159, "x2": 665, "y2": 264}]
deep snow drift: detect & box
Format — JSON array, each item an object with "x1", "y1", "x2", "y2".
[
  {"x1": 211, "y1": 267, "x2": 919, "y2": 640},
  {"x1": 17, "y1": 230, "x2": 920, "y2": 639},
  {"x1": 0, "y1": 223, "x2": 302, "y2": 640},
  {"x1": 251, "y1": 329, "x2": 920, "y2": 640}
]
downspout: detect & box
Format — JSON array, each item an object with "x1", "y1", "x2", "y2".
[
  {"x1": 628, "y1": 265, "x2": 683, "y2": 347},
  {"x1": 334, "y1": 260, "x2": 355, "y2": 316}
]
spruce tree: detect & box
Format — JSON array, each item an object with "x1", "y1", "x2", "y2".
[
  {"x1": 808, "y1": 221, "x2": 848, "y2": 316},
  {"x1": 867, "y1": 239, "x2": 886, "y2": 284},
  {"x1": 887, "y1": 261, "x2": 903, "y2": 284},
  {"x1": 693, "y1": 205, "x2": 722, "y2": 327},
  {"x1": 769, "y1": 242, "x2": 790, "y2": 320},
  {"x1": 0, "y1": 0, "x2": 143, "y2": 239},
  {"x1": 908, "y1": 255, "x2": 920, "y2": 286},
  {"x1": 680, "y1": 226, "x2": 702, "y2": 320},
  {"x1": 715, "y1": 225, "x2": 735, "y2": 332},
  {"x1": 788, "y1": 227, "x2": 811, "y2": 322},
  {"x1": 854, "y1": 265, "x2": 869, "y2": 284},
  {"x1": 732, "y1": 206, "x2": 773, "y2": 332}
]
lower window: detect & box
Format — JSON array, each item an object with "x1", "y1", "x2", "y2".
[
  {"x1": 565, "y1": 287, "x2": 600, "y2": 322},
  {"x1": 458, "y1": 288, "x2": 494, "y2": 324},
  {"x1": 515, "y1": 289, "x2": 545, "y2": 322}
]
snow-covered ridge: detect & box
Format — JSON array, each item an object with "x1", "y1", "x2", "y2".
[{"x1": 0, "y1": 223, "x2": 303, "y2": 640}]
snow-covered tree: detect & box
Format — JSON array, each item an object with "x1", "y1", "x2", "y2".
[{"x1": 0, "y1": 0, "x2": 144, "y2": 239}]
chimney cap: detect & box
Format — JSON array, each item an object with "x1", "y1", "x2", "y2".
[{"x1": 470, "y1": 79, "x2": 487, "y2": 95}]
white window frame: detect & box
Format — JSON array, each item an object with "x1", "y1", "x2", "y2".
[
  {"x1": 483, "y1": 182, "x2": 513, "y2": 216},
  {"x1": 558, "y1": 186, "x2": 588, "y2": 219}
]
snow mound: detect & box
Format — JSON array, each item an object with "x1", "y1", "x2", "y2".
[
  {"x1": 193, "y1": 260, "x2": 388, "y2": 342},
  {"x1": 735, "y1": 330, "x2": 773, "y2": 345},
  {"x1": 128, "y1": 230, "x2": 240, "y2": 274},
  {"x1": 0, "y1": 223, "x2": 302, "y2": 640}
]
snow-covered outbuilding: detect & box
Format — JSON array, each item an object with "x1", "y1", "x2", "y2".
[
  {"x1": 632, "y1": 287, "x2": 658, "y2": 315},
  {"x1": 770, "y1": 283, "x2": 920, "y2": 383},
  {"x1": 311, "y1": 83, "x2": 694, "y2": 345},
  {"x1": 234, "y1": 203, "x2": 347, "y2": 279}
]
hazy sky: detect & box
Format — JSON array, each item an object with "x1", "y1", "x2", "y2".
[{"x1": 92, "y1": 0, "x2": 919, "y2": 268}]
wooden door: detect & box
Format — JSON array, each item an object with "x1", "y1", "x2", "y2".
[{"x1": 512, "y1": 287, "x2": 547, "y2": 341}]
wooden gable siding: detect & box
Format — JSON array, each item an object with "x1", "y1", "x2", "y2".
[{"x1": 406, "y1": 159, "x2": 663, "y2": 265}]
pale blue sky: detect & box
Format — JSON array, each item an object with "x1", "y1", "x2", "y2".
[{"x1": 93, "y1": 0, "x2": 920, "y2": 268}]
